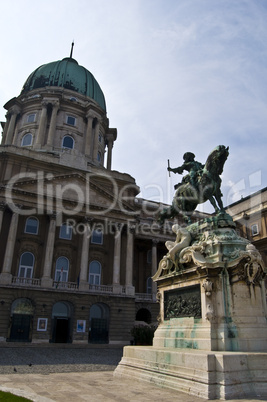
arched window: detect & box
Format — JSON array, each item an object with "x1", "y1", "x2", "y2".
[
  {"x1": 59, "y1": 223, "x2": 72, "y2": 240},
  {"x1": 52, "y1": 301, "x2": 70, "y2": 318},
  {"x1": 18, "y1": 252, "x2": 34, "y2": 279},
  {"x1": 89, "y1": 261, "x2": 101, "y2": 285},
  {"x1": 97, "y1": 151, "x2": 101, "y2": 162},
  {"x1": 55, "y1": 257, "x2": 69, "y2": 283},
  {"x1": 21, "y1": 133, "x2": 33, "y2": 147},
  {"x1": 24, "y1": 217, "x2": 39, "y2": 235},
  {"x1": 62, "y1": 136, "x2": 74, "y2": 149}
]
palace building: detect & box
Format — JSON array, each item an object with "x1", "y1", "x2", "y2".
[
  {"x1": 0, "y1": 51, "x2": 171, "y2": 344},
  {"x1": 0, "y1": 51, "x2": 266, "y2": 345}
]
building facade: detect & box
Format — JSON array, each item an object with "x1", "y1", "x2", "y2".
[
  {"x1": 226, "y1": 188, "x2": 267, "y2": 270},
  {"x1": 0, "y1": 55, "x2": 171, "y2": 344},
  {"x1": 1, "y1": 53, "x2": 266, "y2": 345}
]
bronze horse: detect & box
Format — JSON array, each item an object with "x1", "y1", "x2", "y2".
[{"x1": 158, "y1": 145, "x2": 229, "y2": 224}]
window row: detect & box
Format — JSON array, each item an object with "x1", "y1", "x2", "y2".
[
  {"x1": 17, "y1": 252, "x2": 153, "y2": 292},
  {"x1": 24, "y1": 218, "x2": 103, "y2": 244},
  {"x1": 21, "y1": 133, "x2": 75, "y2": 149},
  {"x1": 18, "y1": 252, "x2": 102, "y2": 285},
  {"x1": 21, "y1": 133, "x2": 103, "y2": 160},
  {"x1": 26, "y1": 114, "x2": 77, "y2": 127}
]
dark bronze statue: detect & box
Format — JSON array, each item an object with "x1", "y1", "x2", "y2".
[
  {"x1": 158, "y1": 145, "x2": 229, "y2": 224},
  {"x1": 168, "y1": 152, "x2": 204, "y2": 190}
]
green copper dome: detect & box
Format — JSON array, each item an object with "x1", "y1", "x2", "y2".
[{"x1": 21, "y1": 57, "x2": 106, "y2": 111}]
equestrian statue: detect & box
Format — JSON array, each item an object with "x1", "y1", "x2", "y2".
[{"x1": 158, "y1": 145, "x2": 229, "y2": 224}]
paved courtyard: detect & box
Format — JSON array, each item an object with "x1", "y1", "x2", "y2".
[{"x1": 0, "y1": 344, "x2": 266, "y2": 401}]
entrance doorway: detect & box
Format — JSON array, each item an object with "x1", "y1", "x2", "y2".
[
  {"x1": 51, "y1": 301, "x2": 72, "y2": 343},
  {"x1": 9, "y1": 298, "x2": 34, "y2": 342},
  {"x1": 89, "y1": 303, "x2": 109, "y2": 344},
  {"x1": 136, "y1": 308, "x2": 152, "y2": 324}
]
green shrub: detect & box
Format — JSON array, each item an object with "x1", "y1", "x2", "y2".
[{"x1": 131, "y1": 324, "x2": 157, "y2": 345}]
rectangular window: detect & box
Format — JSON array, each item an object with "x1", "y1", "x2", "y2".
[
  {"x1": 18, "y1": 267, "x2": 33, "y2": 279},
  {"x1": 27, "y1": 114, "x2": 36, "y2": 123},
  {"x1": 59, "y1": 224, "x2": 72, "y2": 240},
  {"x1": 91, "y1": 230, "x2": 103, "y2": 245},
  {"x1": 89, "y1": 274, "x2": 100, "y2": 285},
  {"x1": 251, "y1": 224, "x2": 259, "y2": 236},
  {"x1": 19, "y1": 267, "x2": 25, "y2": 278},
  {"x1": 66, "y1": 115, "x2": 76, "y2": 126}
]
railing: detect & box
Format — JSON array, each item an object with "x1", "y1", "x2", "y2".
[
  {"x1": 135, "y1": 292, "x2": 153, "y2": 301},
  {"x1": 12, "y1": 277, "x2": 41, "y2": 286},
  {"x1": 53, "y1": 281, "x2": 79, "y2": 290},
  {"x1": 9, "y1": 277, "x2": 155, "y2": 301},
  {"x1": 89, "y1": 284, "x2": 113, "y2": 293}
]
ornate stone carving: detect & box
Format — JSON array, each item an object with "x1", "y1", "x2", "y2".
[
  {"x1": 153, "y1": 215, "x2": 266, "y2": 288},
  {"x1": 205, "y1": 303, "x2": 214, "y2": 321},
  {"x1": 156, "y1": 291, "x2": 161, "y2": 303},
  {"x1": 202, "y1": 279, "x2": 213, "y2": 296},
  {"x1": 164, "y1": 286, "x2": 201, "y2": 319}
]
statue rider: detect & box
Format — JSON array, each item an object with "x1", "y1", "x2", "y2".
[{"x1": 168, "y1": 152, "x2": 204, "y2": 190}]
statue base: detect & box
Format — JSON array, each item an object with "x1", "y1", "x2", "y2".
[
  {"x1": 114, "y1": 216, "x2": 267, "y2": 399},
  {"x1": 114, "y1": 347, "x2": 267, "y2": 399}
]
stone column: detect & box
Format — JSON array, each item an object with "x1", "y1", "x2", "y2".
[
  {"x1": 5, "y1": 106, "x2": 20, "y2": 145},
  {"x1": 93, "y1": 120, "x2": 100, "y2": 162},
  {"x1": 41, "y1": 214, "x2": 56, "y2": 287},
  {"x1": 0, "y1": 202, "x2": 6, "y2": 234},
  {"x1": 46, "y1": 100, "x2": 60, "y2": 148},
  {"x1": 113, "y1": 224, "x2": 122, "y2": 294},
  {"x1": 152, "y1": 240, "x2": 158, "y2": 301},
  {"x1": 125, "y1": 225, "x2": 135, "y2": 296},
  {"x1": 1, "y1": 114, "x2": 9, "y2": 145},
  {"x1": 35, "y1": 101, "x2": 47, "y2": 148},
  {"x1": 106, "y1": 137, "x2": 114, "y2": 170},
  {"x1": 0, "y1": 212, "x2": 19, "y2": 284},
  {"x1": 78, "y1": 219, "x2": 91, "y2": 291},
  {"x1": 85, "y1": 115, "x2": 94, "y2": 157},
  {"x1": 106, "y1": 129, "x2": 117, "y2": 170}
]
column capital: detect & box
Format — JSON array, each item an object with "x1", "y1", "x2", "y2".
[
  {"x1": 0, "y1": 201, "x2": 6, "y2": 211},
  {"x1": 83, "y1": 216, "x2": 93, "y2": 225},
  {"x1": 106, "y1": 133, "x2": 114, "y2": 146},
  {"x1": 127, "y1": 223, "x2": 136, "y2": 234},
  {"x1": 51, "y1": 99, "x2": 60, "y2": 108},
  {"x1": 47, "y1": 212, "x2": 57, "y2": 220},
  {"x1": 86, "y1": 111, "x2": 95, "y2": 120},
  {"x1": 107, "y1": 128, "x2": 117, "y2": 142},
  {"x1": 112, "y1": 222, "x2": 123, "y2": 232},
  {"x1": 41, "y1": 100, "x2": 50, "y2": 107},
  {"x1": 8, "y1": 105, "x2": 21, "y2": 116}
]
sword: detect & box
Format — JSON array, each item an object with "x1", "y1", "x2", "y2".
[{"x1": 167, "y1": 159, "x2": 170, "y2": 177}]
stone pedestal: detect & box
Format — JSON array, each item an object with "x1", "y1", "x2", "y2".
[
  {"x1": 41, "y1": 277, "x2": 53, "y2": 288},
  {"x1": 114, "y1": 215, "x2": 267, "y2": 399},
  {"x1": 0, "y1": 272, "x2": 12, "y2": 285}
]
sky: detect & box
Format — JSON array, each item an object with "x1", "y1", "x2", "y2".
[{"x1": 0, "y1": 0, "x2": 267, "y2": 213}]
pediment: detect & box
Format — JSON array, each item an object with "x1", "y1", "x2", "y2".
[{"x1": 4, "y1": 172, "x2": 136, "y2": 215}]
